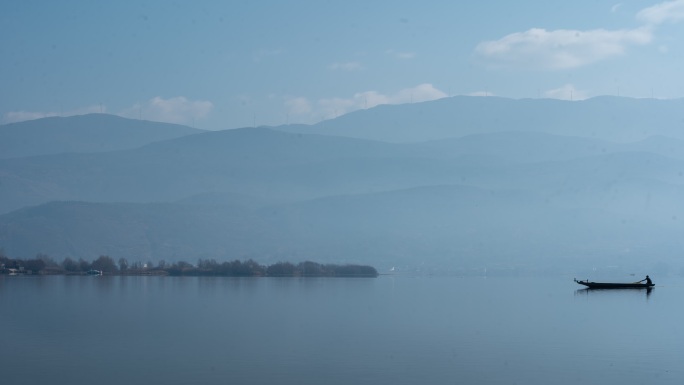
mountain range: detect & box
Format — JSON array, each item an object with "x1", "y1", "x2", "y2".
[
  {"x1": 0, "y1": 113, "x2": 204, "y2": 159},
  {"x1": 280, "y1": 96, "x2": 684, "y2": 143},
  {"x1": 2, "y1": 97, "x2": 684, "y2": 274}
]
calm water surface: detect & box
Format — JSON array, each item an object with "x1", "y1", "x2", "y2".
[{"x1": 2, "y1": 275, "x2": 683, "y2": 384}]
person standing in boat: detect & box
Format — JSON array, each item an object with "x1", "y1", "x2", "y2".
[{"x1": 639, "y1": 275, "x2": 653, "y2": 285}]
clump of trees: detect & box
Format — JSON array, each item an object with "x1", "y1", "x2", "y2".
[
  {"x1": 168, "y1": 259, "x2": 378, "y2": 277},
  {"x1": 0, "y1": 255, "x2": 45, "y2": 274},
  {"x1": 266, "y1": 261, "x2": 379, "y2": 277},
  {"x1": 0, "y1": 252, "x2": 120, "y2": 275},
  {"x1": 0, "y1": 251, "x2": 378, "y2": 278}
]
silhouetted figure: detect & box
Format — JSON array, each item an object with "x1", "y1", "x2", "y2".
[{"x1": 639, "y1": 275, "x2": 653, "y2": 286}]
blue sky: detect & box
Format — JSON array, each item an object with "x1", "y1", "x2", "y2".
[{"x1": 2, "y1": 0, "x2": 684, "y2": 130}]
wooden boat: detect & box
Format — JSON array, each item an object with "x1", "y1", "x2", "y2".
[{"x1": 574, "y1": 278, "x2": 653, "y2": 289}]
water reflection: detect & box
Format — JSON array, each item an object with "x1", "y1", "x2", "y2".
[
  {"x1": 5, "y1": 276, "x2": 684, "y2": 385},
  {"x1": 575, "y1": 286, "x2": 653, "y2": 299}
]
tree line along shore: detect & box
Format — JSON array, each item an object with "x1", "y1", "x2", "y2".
[{"x1": 0, "y1": 253, "x2": 379, "y2": 278}]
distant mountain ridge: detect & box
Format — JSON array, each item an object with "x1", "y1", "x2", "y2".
[
  {"x1": 0, "y1": 127, "x2": 454, "y2": 213},
  {"x1": 2, "y1": 98, "x2": 684, "y2": 273},
  {"x1": 279, "y1": 96, "x2": 684, "y2": 143},
  {"x1": 2, "y1": 178, "x2": 682, "y2": 270},
  {"x1": 9, "y1": 126, "x2": 675, "y2": 215},
  {"x1": 0, "y1": 113, "x2": 205, "y2": 159}
]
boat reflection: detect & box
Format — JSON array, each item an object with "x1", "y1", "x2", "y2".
[{"x1": 575, "y1": 286, "x2": 653, "y2": 298}]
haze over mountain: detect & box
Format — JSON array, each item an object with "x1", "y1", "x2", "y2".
[
  {"x1": 0, "y1": 114, "x2": 204, "y2": 159},
  {"x1": 0, "y1": 126, "x2": 448, "y2": 213},
  {"x1": 280, "y1": 96, "x2": 684, "y2": 143},
  {"x1": 1, "y1": 97, "x2": 684, "y2": 274}
]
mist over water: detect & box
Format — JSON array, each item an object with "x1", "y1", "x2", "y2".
[
  {"x1": 6, "y1": 2, "x2": 684, "y2": 383},
  {"x1": 2, "y1": 275, "x2": 682, "y2": 385},
  {"x1": 4, "y1": 100, "x2": 684, "y2": 273}
]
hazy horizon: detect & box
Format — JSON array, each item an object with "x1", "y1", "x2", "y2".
[
  {"x1": 3, "y1": 96, "x2": 684, "y2": 275},
  {"x1": 4, "y1": 1, "x2": 684, "y2": 130},
  {"x1": 5, "y1": 3, "x2": 684, "y2": 384}
]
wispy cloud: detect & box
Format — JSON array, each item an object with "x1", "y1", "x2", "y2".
[
  {"x1": 288, "y1": 83, "x2": 447, "y2": 121},
  {"x1": 544, "y1": 84, "x2": 588, "y2": 100},
  {"x1": 284, "y1": 97, "x2": 312, "y2": 116},
  {"x1": 120, "y1": 96, "x2": 213, "y2": 125},
  {"x1": 2, "y1": 105, "x2": 103, "y2": 124},
  {"x1": 637, "y1": 0, "x2": 684, "y2": 24},
  {"x1": 317, "y1": 97, "x2": 357, "y2": 119},
  {"x1": 475, "y1": 27, "x2": 652, "y2": 70},
  {"x1": 476, "y1": 1, "x2": 684, "y2": 71},
  {"x1": 386, "y1": 49, "x2": 416, "y2": 60},
  {"x1": 328, "y1": 61, "x2": 363, "y2": 71},
  {"x1": 324, "y1": 83, "x2": 446, "y2": 118}
]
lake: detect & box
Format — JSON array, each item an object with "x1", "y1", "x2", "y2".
[{"x1": 1, "y1": 274, "x2": 682, "y2": 385}]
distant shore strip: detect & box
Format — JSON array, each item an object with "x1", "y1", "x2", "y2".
[{"x1": 0, "y1": 254, "x2": 379, "y2": 278}]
